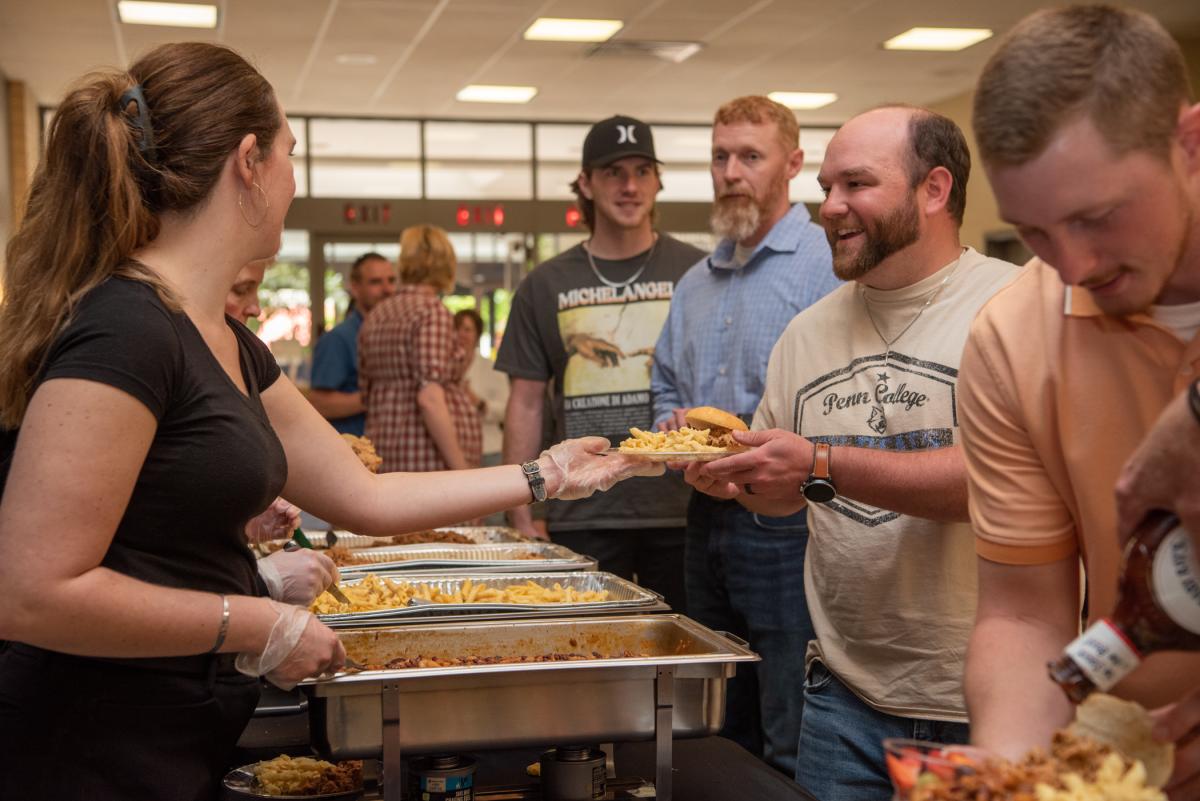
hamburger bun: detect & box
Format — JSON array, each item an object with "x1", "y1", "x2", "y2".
[{"x1": 684, "y1": 406, "x2": 748, "y2": 435}]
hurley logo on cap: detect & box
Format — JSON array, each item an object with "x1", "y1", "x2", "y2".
[{"x1": 582, "y1": 115, "x2": 661, "y2": 169}]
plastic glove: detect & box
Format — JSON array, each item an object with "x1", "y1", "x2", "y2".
[
  {"x1": 543, "y1": 436, "x2": 665, "y2": 501},
  {"x1": 235, "y1": 601, "x2": 345, "y2": 690},
  {"x1": 258, "y1": 548, "x2": 338, "y2": 606},
  {"x1": 244, "y1": 498, "x2": 301, "y2": 544}
]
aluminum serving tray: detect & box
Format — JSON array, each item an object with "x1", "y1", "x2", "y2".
[
  {"x1": 336, "y1": 542, "x2": 596, "y2": 574},
  {"x1": 255, "y1": 527, "x2": 529, "y2": 556},
  {"x1": 301, "y1": 614, "x2": 759, "y2": 759},
  {"x1": 317, "y1": 572, "x2": 659, "y2": 627}
]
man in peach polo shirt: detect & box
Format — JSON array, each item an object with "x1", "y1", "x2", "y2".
[{"x1": 960, "y1": 5, "x2": 1200, "y2": 795}]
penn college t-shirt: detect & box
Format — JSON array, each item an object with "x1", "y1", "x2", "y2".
[
  {"x1": 753, "y1": 248, "x2": 1021, "y2": 721},
  {"x1": 496, "y1": 234, "x2": 705, "y2": 531}
]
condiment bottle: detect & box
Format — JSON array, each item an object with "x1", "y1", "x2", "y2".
[{"x1": 1048, "y1": 511, "x2": 1200, "y2": 704}]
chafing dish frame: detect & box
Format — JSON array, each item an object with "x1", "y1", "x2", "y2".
[{"x1": 301, "y1": 615, "x2": 757, "y2": 801}]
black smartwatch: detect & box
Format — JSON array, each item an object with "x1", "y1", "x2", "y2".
[
  {"x1": 521, "y1": 460, "x2": 547, "y2": 503},
  {"x1": 801, "y1": 443, "x2": 837, "y2": 503}
]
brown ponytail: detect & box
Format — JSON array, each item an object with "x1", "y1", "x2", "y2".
[{"x1": 0, "y1": 43, "x2": 280, "y2": 428}]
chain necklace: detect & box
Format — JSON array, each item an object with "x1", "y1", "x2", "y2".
[
  {"x1": 861, "y1": 250, "x2": 965, "y2": 368},
  {"x1": 585, "y1": 234, "x2": 658, "y2": 289}
]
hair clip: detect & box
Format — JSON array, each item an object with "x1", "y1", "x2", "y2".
[{"x1": 118, "y1": 83, "x2": 156, "y2": 155}]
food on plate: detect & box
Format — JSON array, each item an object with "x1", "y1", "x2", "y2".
[
  {"x1": 617, "y1": 406, "x2": 749, "y2": 453},
  {"x1": 683, "y1": 406, "x2": 749, "y2": 447},
  {"x1": 619, "y1": 427, "x2": 731, "y2": 453},
  {"x1": 389, "y1": 529, "x2": 474, "y2": 545},
  {"x1": 311, "y1": 573, "x2": 610, "y2": 614},
  {"x1": 1067, "y1": 694, "x2": 1173, "y2": 788},
  {"x1": 340, "y1": 433, "x2": 382, "y2": 473},
  {"x1": 252, "y1": 754, "x2": 362, "y2": 796},
  {"x1": 898, "y1": 728, "x2": 1167, "y2": 801}
]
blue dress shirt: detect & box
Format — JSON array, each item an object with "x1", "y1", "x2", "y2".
[
  {"x1": 652, "y1": 204, "x2": 839, "y2": 424},
  {"x1": 311, "y1": 307, "x2": 366, "y2": 436}
]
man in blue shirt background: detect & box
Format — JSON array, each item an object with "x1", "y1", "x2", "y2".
[
  {"x1": 652, "y1": 95, "x2": 839, "y2": 776},
  {"x1": 309, "y1": 252, "x2": 397, "y2": 435}
]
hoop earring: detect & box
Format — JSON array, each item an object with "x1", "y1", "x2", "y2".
[{"x1": 238, "y1": 182, "x2": 270, "y2": 229}]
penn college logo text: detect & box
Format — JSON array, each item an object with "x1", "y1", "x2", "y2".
[
  {"x1": 617, "y1": 125, "x2": 638, "y2": 144},
  {"x1": 819, "y1": 371, "x2": 929, "y2": 435}
]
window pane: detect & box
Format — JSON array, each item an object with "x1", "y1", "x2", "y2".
[
  {"x1": 791, "y1": 128, "x2": 836, "y2": 203},
  {"x1": 535, "y1": 123, "x2": 589, "y2": 161},
  {"x1": 426, "y1": 162, "x2": 532, "y2": 200},
  {"x1": 653, "y1": 125, "x2": 712, "y2": 163},
  {"x1": 309, "y1": 119, "x2": 422, "y2": 198},
  {"x1": 658, "y1": 167, "x2": 713, "y2": 202},
  {"x1": 536, "y1": 164, "x2": 580, "y2": 201},
  {"x1": 425, "y1": 122, "x2": 531, "y2": 159}
]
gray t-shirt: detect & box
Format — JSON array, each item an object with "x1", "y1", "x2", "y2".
[{"x1": 496, "y1": 234, "x2": 705, "y2": 531}]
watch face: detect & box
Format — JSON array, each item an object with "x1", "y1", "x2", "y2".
[{"x1": 803, "y1": 479, "x2": 837, "y2": 504}]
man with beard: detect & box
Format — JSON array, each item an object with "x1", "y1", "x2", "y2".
[
  {"x1": 497, "y1": 116, "x2": 703, "y2": 612},
  {"x1": 650, "y1": 95, "x2": 839, "y2": 776},
  {"x1": 960, "y1": 6, "x2": 1200, "y2": 793},
  {"x1": 682, "y1": 105, "x2": 1019, "y2": 800}
]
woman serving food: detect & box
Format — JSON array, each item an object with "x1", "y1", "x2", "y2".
[{"x1": 0, "y1": 42, "x2": 658, "y2": 801}]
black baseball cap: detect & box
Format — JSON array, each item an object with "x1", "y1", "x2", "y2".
[{"x1": 581, "y1": 115, "x2": 662, "y2": 169}]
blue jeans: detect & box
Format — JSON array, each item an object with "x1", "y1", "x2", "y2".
[
  {"x1": 795, "y1": 661, "x2": 970, "y2": 801},
  {"x1": 685, "y1": 492, "x2": 812, "y2": 777}
]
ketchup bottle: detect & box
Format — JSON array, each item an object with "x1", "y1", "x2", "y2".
[{"x1": 1049, "y1": 511, "x2": 1200, "y2": 704}]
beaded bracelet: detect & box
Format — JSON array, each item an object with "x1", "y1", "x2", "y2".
[
  {"x1": 209, "y1": 595, "x2": 230, "y2": 653},
  {"x1": 1190, "y1": 377, "x2": 1200, "y2": 426}
]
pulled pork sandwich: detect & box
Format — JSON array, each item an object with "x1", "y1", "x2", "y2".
[{"x1": 683, "y1": 406, "x2": 749, "y2": 450}]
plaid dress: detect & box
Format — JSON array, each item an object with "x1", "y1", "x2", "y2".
[{"x1": 358, "y1": 285, "x2": 482, "y2": 473}]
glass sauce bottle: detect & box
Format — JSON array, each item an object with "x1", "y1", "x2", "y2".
[{"x1": 1048, "y1": 511, "x2": 1200, "y2": 703}]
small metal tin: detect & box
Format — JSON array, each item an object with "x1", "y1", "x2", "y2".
[
  {"x1": 540, "y1": 745, "x2": 606, "y2": 801},
  {"x1": 408, "y1": 754, "x2": 476, "y2": 801}
]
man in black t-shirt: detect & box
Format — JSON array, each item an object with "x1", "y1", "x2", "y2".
[{"x1": 496, "y1": 116, "x2": 704, "y2": 612}]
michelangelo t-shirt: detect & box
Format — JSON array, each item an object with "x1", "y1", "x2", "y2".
[
  {"x1": 753, "y1": 248, "x2": 1020, "y2": 721},
  {"x1": 496, "y1": 234, "x2": 704, "y2": 531}
]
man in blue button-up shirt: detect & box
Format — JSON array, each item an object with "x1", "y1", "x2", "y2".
[{"x1": 651, "y1": 96, "x2": 839, "y2": 776}]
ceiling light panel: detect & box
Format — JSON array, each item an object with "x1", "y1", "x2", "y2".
[
  {"x1": 456, "y1": 85, "x2": 539, "y2": 104},
  {"x1": 883, "y1": 27, "x2": 993, "y2": 51},
  {"x1": 117, "y1": 1, "x2": 218, "y2": 28},
  {"x1": 768, "y1": 91, "x2": 838, "y2": 110},
  {"x1": 524, "y1": 17, "x2": 624, "y2": 42}
]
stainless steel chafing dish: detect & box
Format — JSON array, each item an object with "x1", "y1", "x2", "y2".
[
  {"x1": 322, "y1": 526, "x2": 528, "y2": 549},
  {"x1": 301, "y1": 614, "x2": 757, "y2": 801},
  {"x1": 316, "y1": 572, "x2": 659, "y2": 627},
  {"x1": 336, "y1": 542, "x2": 596, "y2": 574}
]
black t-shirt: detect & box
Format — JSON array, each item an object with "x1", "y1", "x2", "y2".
[
  {"x1": 495, "y1": 234, "x2": 704, "y2": 531},
  {"x1": 0, "y1": 277, "x2": 286, "y2": 599}
]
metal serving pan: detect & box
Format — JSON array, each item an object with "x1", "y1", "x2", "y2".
[
  {"x1": 255, "y1": 527, "x2": 529, "y2": 556},
  {"x1": 302, "y1": 614, "x2": 758, "y2": 759},
  {"x1": 316, "y1": 572, "x2": 659, "y2": 627},
  {"x1": 336, "y1": 542, "x2": 596, "y2": 574}
]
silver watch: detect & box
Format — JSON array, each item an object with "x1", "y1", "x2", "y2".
[{"x1": 521, "y1": 460, "x2": 547, "y2": 503}]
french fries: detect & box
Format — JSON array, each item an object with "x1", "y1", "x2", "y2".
[
  {"x1": 311, "y1": 573, "x2": 610, "y2": 614},
  {"x1": 618, "y1": 426, "x2": 725, "y2": 453}
]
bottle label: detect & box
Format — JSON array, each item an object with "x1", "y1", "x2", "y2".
[
  {"x1": 1064, "y1": 619, "x2": 1140, "y2": 691},
  {"x1": 1152, "y1": 525, "x2": 1200, "y2": 635}
]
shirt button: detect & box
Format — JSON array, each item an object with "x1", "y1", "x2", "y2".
[
  {"x1": 725, "y1": 316, "x2": 733, "y2": 326},
  {"x1": 718, "y1": 366, "x2": 727, "y2": 375}
]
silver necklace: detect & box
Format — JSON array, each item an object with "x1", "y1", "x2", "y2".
[
  {"x1": 585, "y1": 234, "x2": 657, "y2": 289},
  {"x1": 861, "y1": 251, "x2": 965, "y2": 367}
]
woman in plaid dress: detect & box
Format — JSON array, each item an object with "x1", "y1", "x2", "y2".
[{"x1": 359, "y1": 225, "x2": 482, "y2": 473}]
